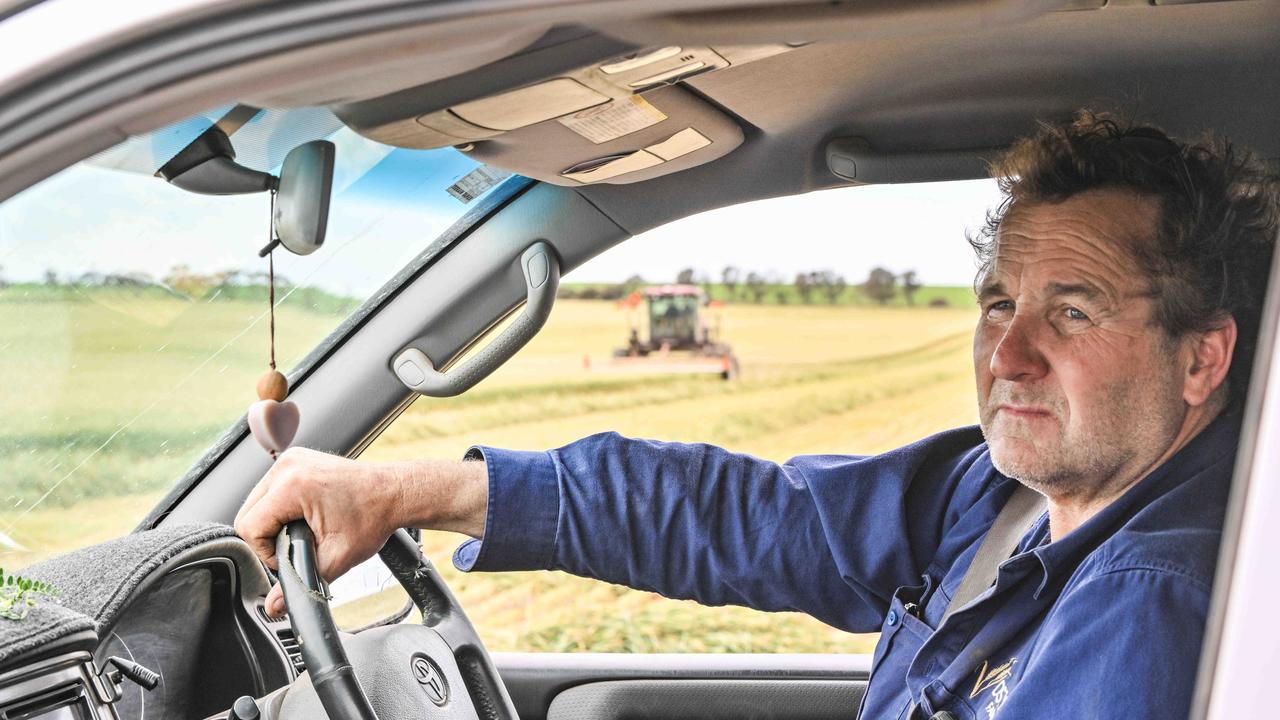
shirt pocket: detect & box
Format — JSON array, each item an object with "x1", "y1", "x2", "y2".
[{"x1": 862, "y1": 577, "x2": 939, "y2": 720}]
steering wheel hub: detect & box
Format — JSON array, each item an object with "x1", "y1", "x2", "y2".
[{"x1": 412, "y1": 656, "x2": 449, "y2": 706}]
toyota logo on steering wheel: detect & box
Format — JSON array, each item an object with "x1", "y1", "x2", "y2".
[{"x1": 412, "y1": 656, "x2": 449, "y2": 706}]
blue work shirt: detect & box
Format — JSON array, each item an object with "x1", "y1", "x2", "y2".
[{"x1": 453, "y1": 413, "x2": 1238, "y2": 719}]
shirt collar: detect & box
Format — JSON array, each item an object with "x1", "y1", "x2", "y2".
[{"x1": 1022, "y1": 408, "x2": 1241, "y2": 590}]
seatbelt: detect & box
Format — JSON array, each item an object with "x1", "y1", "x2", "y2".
[
  {"x1": 940, "y1": 483, "x2": 1047, "y2": 625},
  {"x1": 898, "y1": 485, "x2": 1046, "y2": 720}
]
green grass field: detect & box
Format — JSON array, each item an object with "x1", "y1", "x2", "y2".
[{"x1": 1, "y1": 288, "x2": 980, "y2": 654}]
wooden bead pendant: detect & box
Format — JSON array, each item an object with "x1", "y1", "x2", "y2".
[
  {"x1": 256, "y1": 369, "x2": 288, "y2": 402},
  {"x1": 246, "y1": 202, "x2": 300, "y2": 458}
]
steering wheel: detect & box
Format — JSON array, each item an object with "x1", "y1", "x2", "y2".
[{"x1": 273, "y1": 521, "x2": 518, "y2": 719}]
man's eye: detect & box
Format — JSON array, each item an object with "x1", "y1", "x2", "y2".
[
  {"x1": 1065, "y1": 307, "x2": 1090, "y2": 321},
  {"x1": 985, "y1": 300, "x2": 1013, "y2": 319}
]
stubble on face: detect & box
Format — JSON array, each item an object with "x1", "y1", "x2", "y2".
[
  {"x1": 979, "y1": 339, "x2": 1183, "y2": 499},
  {"x1": 973, "y1": 191, "x2": 1191, "y2": 505}
]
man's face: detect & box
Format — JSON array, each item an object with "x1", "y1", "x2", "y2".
[{"x1": 974, "y1": 190, "x2": 1190, "y2": 499}]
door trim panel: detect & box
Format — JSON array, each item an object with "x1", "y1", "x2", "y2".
[{"x1": 492, "y1": 652, "x2": 871, "y2": 720}]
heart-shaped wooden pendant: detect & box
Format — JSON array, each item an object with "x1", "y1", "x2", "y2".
[{"x1": 248, "y1": 399, "x2": 300, "y2": 454}]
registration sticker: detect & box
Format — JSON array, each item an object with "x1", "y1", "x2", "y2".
[{"x1": 446, "y1": 166, "x2": 512, "y2": 203}]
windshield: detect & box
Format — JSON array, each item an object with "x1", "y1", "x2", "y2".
[{"x1": 0, "y1": 107, "x2": 516, "y2": 568}]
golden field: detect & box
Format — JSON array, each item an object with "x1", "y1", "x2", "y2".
[{"x1": 2, "y1": 294, "x2": 980, "y2": 653}]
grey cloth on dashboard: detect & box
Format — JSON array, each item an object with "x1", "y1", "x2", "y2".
[
  {"x1": 0, "y1": 595, "x2": 95, "y2": 670},
  {"x1": 0, "y1": 523, "x2": 236, "y2": 668}
]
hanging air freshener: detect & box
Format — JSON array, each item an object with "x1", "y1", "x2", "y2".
[{"x1": 247, "y1": 191, "x2": 300, "y2": 457}]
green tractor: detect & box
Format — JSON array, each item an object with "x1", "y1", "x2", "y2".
[{"x1": 613, "y1": 284, "x2": 739, "y2": 380}]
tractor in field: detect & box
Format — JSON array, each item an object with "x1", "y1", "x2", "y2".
[{"x1": 610, "y1": 285, "x2": 739, "y2": 380}]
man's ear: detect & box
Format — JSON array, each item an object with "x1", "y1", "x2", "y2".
[{"x1": 1183, "y1": 315, "x2": 1237, "y2": 407}]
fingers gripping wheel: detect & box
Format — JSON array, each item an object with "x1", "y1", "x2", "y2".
[{"x1": 275, "y1": 523, "x2": 518, "y2": 720}]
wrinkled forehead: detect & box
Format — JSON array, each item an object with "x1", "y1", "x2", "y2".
[{"x1": 979, "y1": 190, "x2": 1161, "y2": 299}]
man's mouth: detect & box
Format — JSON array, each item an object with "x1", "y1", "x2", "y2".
[{"x1": 997, "y1": 404, "x2": 1054, "y2": 419}]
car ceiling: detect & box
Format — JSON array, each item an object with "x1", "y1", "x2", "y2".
[
  {"x1": 245, "y1": 0, "x2": 1280, "y2": 236},
  {"x1": 590, "y1": 0, "x2": 1280, "y2": 233}
]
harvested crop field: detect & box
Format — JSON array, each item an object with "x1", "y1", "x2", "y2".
[{"x1": 2, "y1": 293, "x2": 979, "y2": 653}]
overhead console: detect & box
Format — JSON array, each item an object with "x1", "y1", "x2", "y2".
[{"x1": 335, "y1": 40, "x2": 793, "y2": 186}]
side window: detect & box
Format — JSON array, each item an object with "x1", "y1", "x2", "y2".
[{"x1": 338, "y1": 180, "x2": 999, "y2": 651}]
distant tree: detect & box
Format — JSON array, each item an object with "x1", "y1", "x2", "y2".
[
  {"x1": 621, "y1": 274, "x2": 646, "y2": 294},
  {"x1": 794, "y1": 272, "x2": 813, "y2": 304},
  {"x1": 775, "y1": 289, "x2": 789, "y2": 305},
  {"x1": 861, "y1": 267, "x2": 898, "y2": 305},
  {"x1": 43, "y1": 269, "x2": 58, "y2": 286},
  {"x1": 721, "y1": 266, "x2": 741, "y2": 300},
  {"x1": 745, "y1": 271, "x2": 768, "y2": 304},
  {"x1": 902, "y1": 270, "x2": 923, "y2": 306},
  {"x1": 676, "y1": 267, "x2": 696, "y2": 285},
  {"x1": 0, "y1": 265, "x2": 7, "y2": 290},
  {"x1": 820, "y1": 271, "x2": 847, "y2": 304}
]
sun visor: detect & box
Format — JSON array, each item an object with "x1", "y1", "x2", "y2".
[
  {"x1": 463, "y1": 85, "x2": 743, "y2": 186},
  {"x1": 334, "y1": 43, "x2": 788, "y2": 172}
]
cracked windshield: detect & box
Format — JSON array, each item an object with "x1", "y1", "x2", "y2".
[{"x1": 1, "y1": 103, "x2": 1000, "y2": 654}]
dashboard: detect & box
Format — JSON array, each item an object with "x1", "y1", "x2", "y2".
[{"x1": 0, "y1": 536, "x2": 300, "y2": 720}]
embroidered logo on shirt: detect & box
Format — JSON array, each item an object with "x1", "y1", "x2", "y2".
[{"x1": 971, "y1": 657, "x2": 1017, "y2": 719}]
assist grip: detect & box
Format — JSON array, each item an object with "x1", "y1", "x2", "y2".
[{"x1": 392, "y1": 241, "x2": 560, "y2": 397}]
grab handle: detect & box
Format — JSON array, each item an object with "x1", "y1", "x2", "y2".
[{"x1": 392, "y1": 242, "x2": 559, "y2": 397}]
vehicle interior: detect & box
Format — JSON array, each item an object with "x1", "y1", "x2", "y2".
[{"x1": 0, "y1": 0, "x2": 1278, "y2": 719}]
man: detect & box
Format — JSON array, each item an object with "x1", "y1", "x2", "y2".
[{"x1": 235, "y1": 113, "x2": 1279, "y2": 719}]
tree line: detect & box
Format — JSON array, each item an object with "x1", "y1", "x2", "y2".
[
  {"x1": 679, "y1": 266, "x2": 931, "y2": 306},
  {"x1": 0, "y1": 265, "x2": 357, "y2": 314},
  {"x1": 554, "y1": 266, "x2": 942, "y2": 306}
]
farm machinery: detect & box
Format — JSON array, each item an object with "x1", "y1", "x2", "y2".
[{"x1": 607, "y1": 284, "x2": 739, "y2": 380}]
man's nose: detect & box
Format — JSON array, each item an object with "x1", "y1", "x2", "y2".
[{"x1": 989, "y1": 314, "x2": 1049, "y2": 381}]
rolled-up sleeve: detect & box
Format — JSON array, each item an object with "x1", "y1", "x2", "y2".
[{"x1": 452, "y1": 446, "x2": 560, "y2": 572}]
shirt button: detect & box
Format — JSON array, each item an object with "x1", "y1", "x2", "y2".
[{"x1": 887, "y1": 610, "x2": 899, "y2": 626}]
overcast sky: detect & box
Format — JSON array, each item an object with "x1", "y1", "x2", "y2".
[{"x1": 573, "y1": 178, "x2": 1004, "y2": 287}]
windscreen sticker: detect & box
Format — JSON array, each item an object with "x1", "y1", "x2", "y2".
[
  {"x1": 558, "y1": 96, "x2": 667, "y2": 144},
  {"x1": 446, "y1": 166, "x2": 512, "y2": 203}
]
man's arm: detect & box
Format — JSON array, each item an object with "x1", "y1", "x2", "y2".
[
  {"x1": 236, "y1": 426, "x2": 995, "y2": 629},
  {"x1": 453, "y1": 429, "x2": 996, "y2": 633},
  {"x1": 234, "y1": 446, "x2": 490, "y2": 616}
]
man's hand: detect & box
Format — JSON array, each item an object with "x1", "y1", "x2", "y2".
[{"x1": 233, "y1": 447, "x2": 488, "y2": 617}]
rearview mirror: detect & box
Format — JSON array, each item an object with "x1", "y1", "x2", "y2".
[{"x1": 273, "y1": 140, "x2": 335, "y2": 256}]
